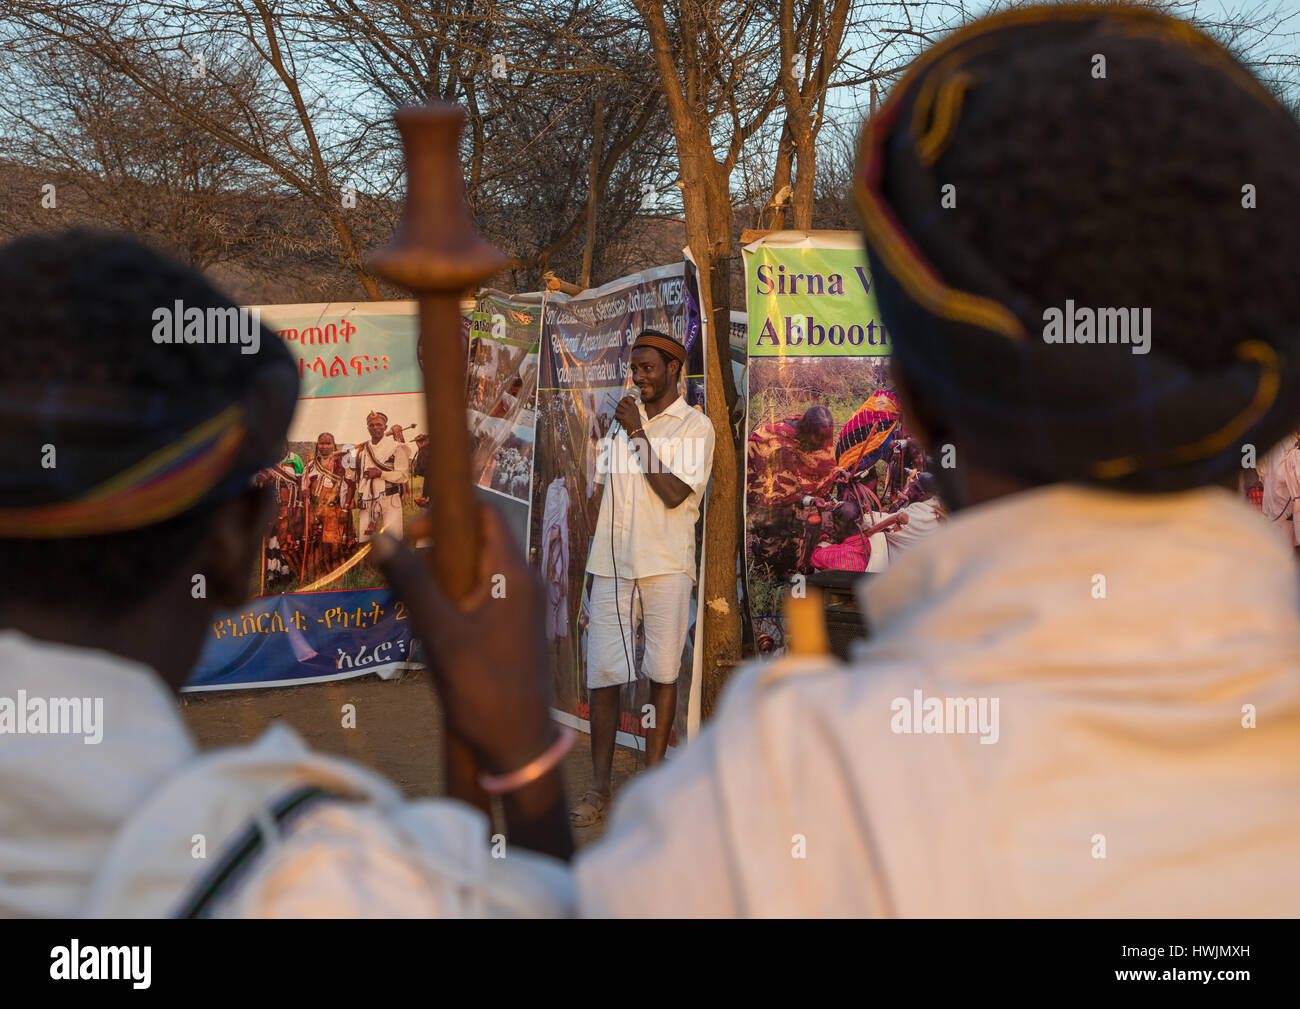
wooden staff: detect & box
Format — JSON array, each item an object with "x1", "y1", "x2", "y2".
[
  {"x1": 783, "y1": 589, "x2": 830, "y2": 655},
  {"x1": 368, "y1": 104, "x2": 507, "y2": 813}
]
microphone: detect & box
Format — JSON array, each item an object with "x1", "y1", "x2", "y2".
[{"x1": 617, "y1": 382, "x2": 641, "y2": 439}]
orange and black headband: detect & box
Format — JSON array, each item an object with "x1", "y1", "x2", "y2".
[{"x1": 633, "y1": 331, "x2": 687, "y2": 367}]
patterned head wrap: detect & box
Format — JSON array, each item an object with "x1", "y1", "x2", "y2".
[
  {"x1": 836, "y1": 390, "x2": 902, "y2": 476},
  {"x1": 855, "y1": 4, "x2": 1300, "y2": 491}
]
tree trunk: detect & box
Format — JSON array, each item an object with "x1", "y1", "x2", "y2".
[
  {"x1": 640, "y1": 0, "x2": 744, "y2": 715},
  {"x1": 766, "y1": 120, "x2": 794, "y2": 231},
  {"x1": 580, "y1": 97, "x2": 605, "y2": 290},
  {"x1": 685, "y1": 145, "x2": 744, "y2": 717},
  {"x1": 790, "y1": 134, "x2": 815, "y2": 230},
  {"x1": 689, "y1": 197, "x2": 744, "y2": 717},
  {"x1": 777, "y1": 0, "x2": 852, "y2": 230}
]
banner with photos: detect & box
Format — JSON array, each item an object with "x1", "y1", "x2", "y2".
[
  {"x1": 742, "y1": 232, "x2": 945, "y2": 656},
  {"x1": 185, "y1": 302, "x2": 426, "y2": 690},
  {"x1": 528, "y1": 262, "x2": 707, "y2": 747},
  {"x1": 466, "y1": 292, "x2": 545, "y2": 548}
]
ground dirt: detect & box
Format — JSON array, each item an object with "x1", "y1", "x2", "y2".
[{"x1": 179, "y1": 667, "x2": 644, "y2": 847}]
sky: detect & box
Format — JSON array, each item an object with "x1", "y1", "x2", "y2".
[{"x1": 813, "y1": 0, "x2": 1300, "y2": 152}]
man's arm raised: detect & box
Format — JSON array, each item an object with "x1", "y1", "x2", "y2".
[
  {"x1": 373, "y1": 506, "x2": 573, "y2": 862},
  {"x1": 613, "y1": 396, "x2": 692, "y2": 508}
]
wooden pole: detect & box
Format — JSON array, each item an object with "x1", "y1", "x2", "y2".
[
  {"x1": 368, "y1": 104, "x2": 508, "y2": 813},
  {"x1": 784, "y1": 589, "x2": 829, "y2": 656}
]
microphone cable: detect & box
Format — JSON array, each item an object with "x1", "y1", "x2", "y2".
[{"x1": 608, "y1": 384, "x2": 646, "y2": 763}]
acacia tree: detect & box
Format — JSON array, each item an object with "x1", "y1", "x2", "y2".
[
  {"x1": 767, "y1": 0, "x2": 896, "y2": 227},
  {"x1": 632, "y1": 0, "x2": 992, "y2": 704},
  {"x1": 308, "y1": 0, "x2": 673, "y2": 290},
  {"x1": 757, "y1": 0, "x2": 1300, "y2": 232},
  {"x1": 466, "y1": 8, "x2": 674, "y2": 288},
  {"x1": 632, "y1": 0, "x2": 903, "y2": 705},
  {"x1": 5, "y1": 0, "x2": 674, "y2": 297},
  {"x1": 7, "y1": 0, "x2": 397, "y2": 295},
  {"x1": 632, "y1": 0, "x2": 787, "y2": 711},
  {"x1": 770, "y1": 0, "x2": 852, "y2": 228},
  {"x1": 0, "y1": 39, "x2": 293, "y2": 267}
]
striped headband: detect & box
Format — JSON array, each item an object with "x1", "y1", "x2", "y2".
[
  {"x1": 633, "y1": 331, "x2": 687, "y2": 366},
  {"x1": 0, "y1": 403, "x2": 248, "y2": 539}
]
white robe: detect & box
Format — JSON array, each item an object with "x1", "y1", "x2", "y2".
[
  {"x1": 0, "y1": 631, "x2": 571, "y2": 918},
  {"x1": 883, "y1": 497, "x2": 943, "y2": 553},
  {"x1": 576, "y1": 484, "x2": 1300, "y2": 916},
  {"x1": 1262, "y1": 437, "x2": 1300, "y2": 545},
  {"x1": 541, "y1": 477, "x2": 570, "y2": 640},
  {"x1": 862, "y1": 499, "x2": 942, "y2": 572},
  {"x1": 355, "y1": 435, "x2": 410, "y2": 541}
]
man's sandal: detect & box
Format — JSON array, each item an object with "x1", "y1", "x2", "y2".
[{"x1": 569, "y1": 789, "x2": 609, "y2": 827}]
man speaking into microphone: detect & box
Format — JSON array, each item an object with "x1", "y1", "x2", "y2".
[{"x1": 570, "y1": 330, "x2": 715, "y2": 828}]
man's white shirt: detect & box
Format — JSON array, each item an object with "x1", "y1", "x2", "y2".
[{"x1": 587, "y1": 395, "x2": 715, "y2": 582}]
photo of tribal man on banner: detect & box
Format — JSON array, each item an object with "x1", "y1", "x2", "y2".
[
  {"x1": 528, "y1": 263, "x2": 707, "y2": 756},
  {"x1": 187, "y1": 301, "x2": 426, "y2": 689},
  {"x1": 743, "y1": 232, "x2": 946, "y2": 655}
]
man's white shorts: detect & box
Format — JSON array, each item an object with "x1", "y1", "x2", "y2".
[{"x1": 586, "y1": 572, "x2": 692, "y2": 689}]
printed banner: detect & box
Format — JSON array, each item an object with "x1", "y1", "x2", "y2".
[
  {"x1": 749, "y1": 245, "x2": 892, "y2": 357},
  {"x1": 467, "y1": 292, "x2": 544, "y2": 548},
  {"x1": 185, "y1": 302, "x2": 426, "y2": 690},
  {"x1": 1256, "y1": 430, "x2": 1300, "y2": 540},
  {"x1": 743, "y1": 233, "x2": 946, "y2": 655},
  {"x1": 528, "y1": 263, "x2": 706, "y2": 746}
]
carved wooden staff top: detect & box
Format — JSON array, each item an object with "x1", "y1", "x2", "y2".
[
  {"x1": 368, "y1": 104, "x2": 507, "y2": 809},
  {"x1": 368, "y1": 104, "x2": 506, "y2": 599}
]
